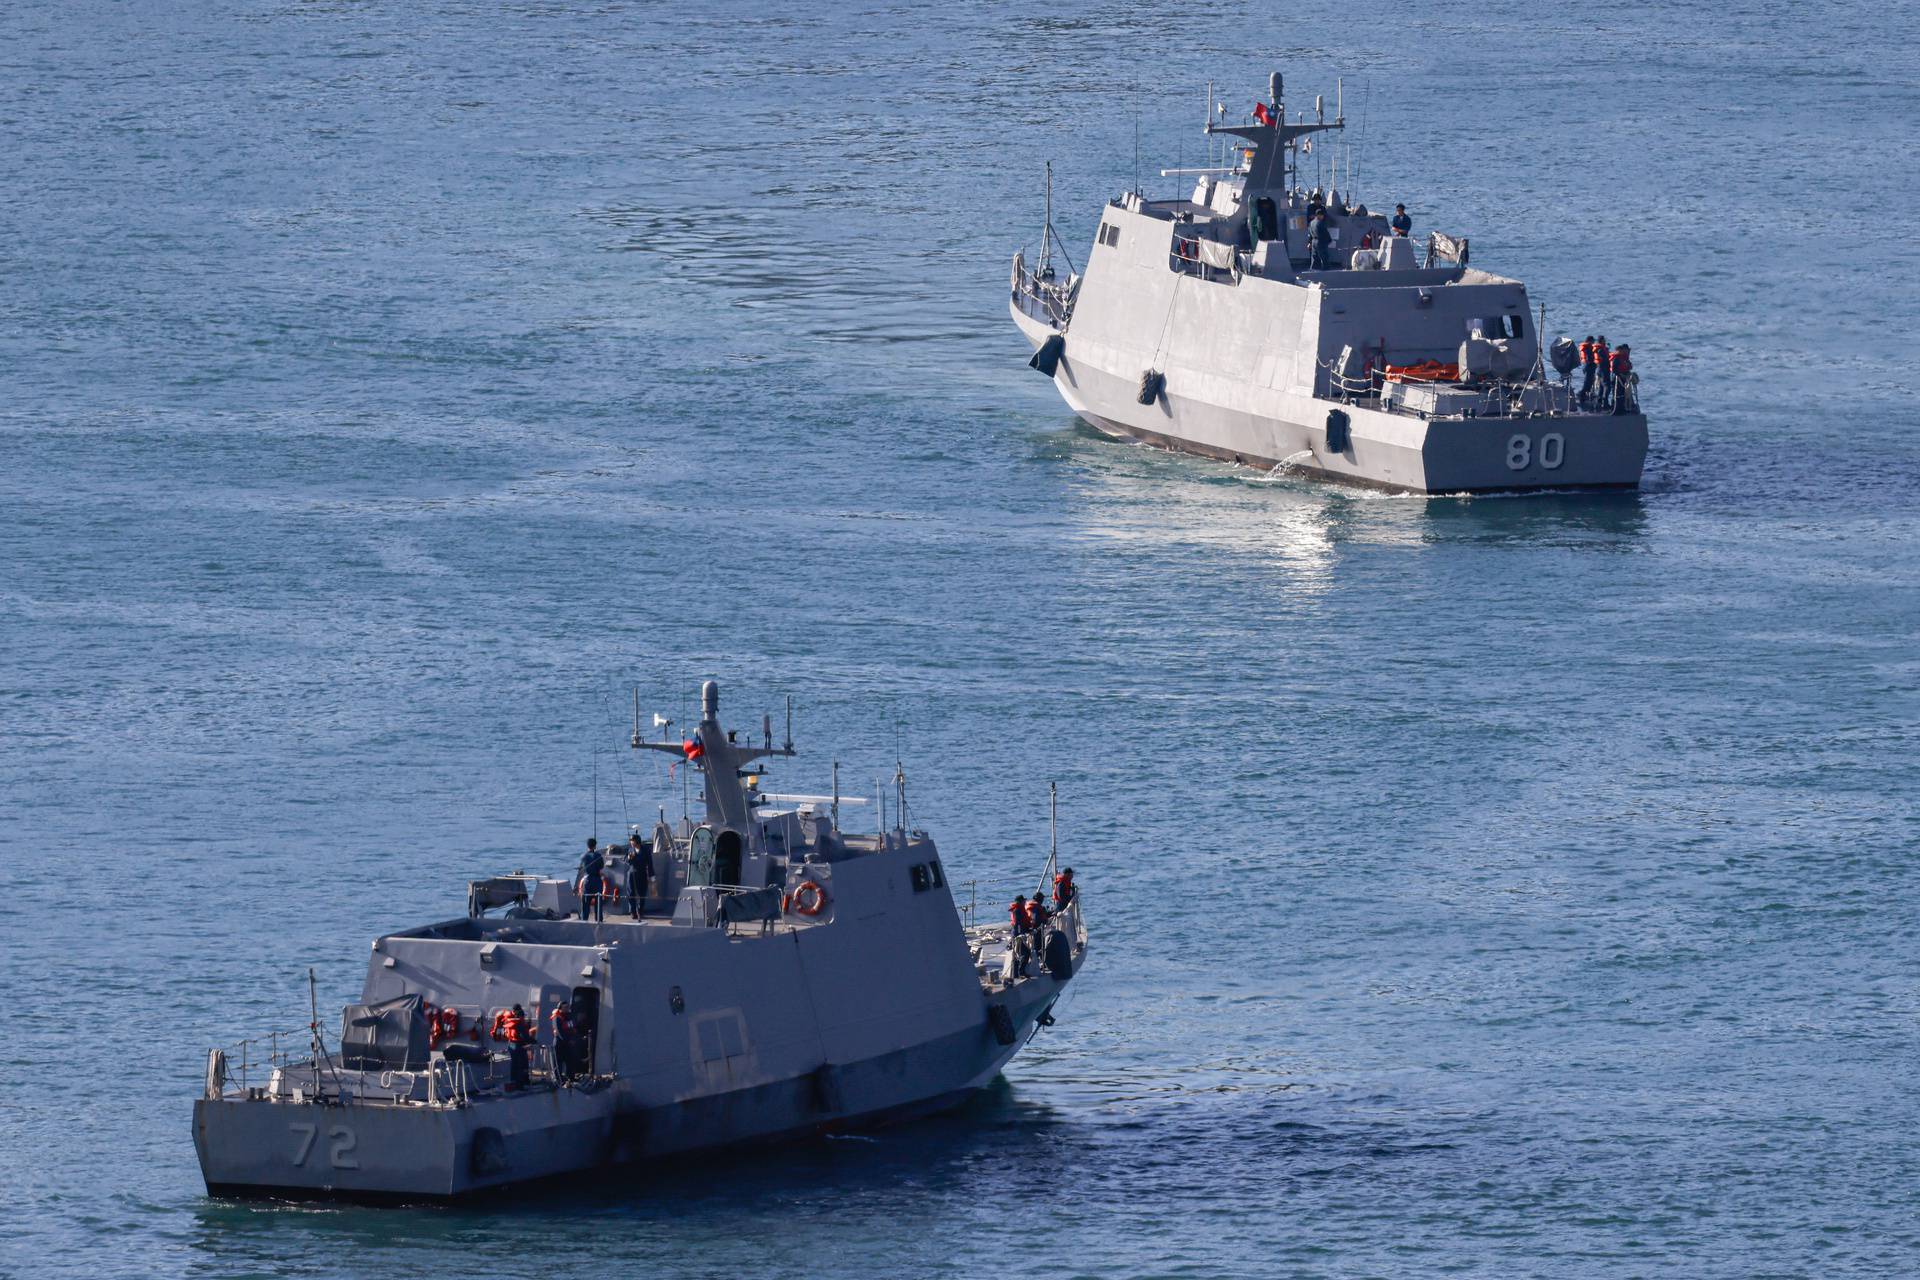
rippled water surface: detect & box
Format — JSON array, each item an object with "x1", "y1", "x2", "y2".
[{"x1": 3, "y1": 2, "x2": 1918, "y2": 1276}]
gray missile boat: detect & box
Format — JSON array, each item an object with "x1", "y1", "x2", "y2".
[
  {"x1": 194, "y1": 681, "x2": 1086, "y2": 1200},
  {"x1": 1011, "y1": 72, "x2": 1648, "y2": 494}
]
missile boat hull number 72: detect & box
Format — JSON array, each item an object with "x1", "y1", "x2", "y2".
[{"x1": 194, "y1": 681, "x2": 1087, "y2": 1199}]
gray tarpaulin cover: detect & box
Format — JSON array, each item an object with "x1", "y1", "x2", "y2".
[
  {"x1": 720, "y1": 887, "x2": 783, "y2": 924},
  {"x1": 341, "y1": 993, "x2": 430, "y2": 1070},
  {"x1": 1197, "y1": 240, "x2": 1237, "y2": 270}
]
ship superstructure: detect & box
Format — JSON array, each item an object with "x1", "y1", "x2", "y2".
[
  {"x1": 194, "y1": 682, "x2": 1084, "y2": 1199},
  {"x1": 1011, "y1": 72, "x2": 1647, "y2": 493}
]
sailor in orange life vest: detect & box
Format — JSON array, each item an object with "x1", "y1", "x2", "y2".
[
  {"x1": 548, "y1": 1002, "x2": 582, "y2": 1082},
  {"x1": 1024, "y1": 893, "x2": 1051, "y2": 933},
  {"x1": 1609, "y1": 344, "x2": 1634, "y2": 415},
  {"x1": 489, "y1": 1003, "x2": 536, "y2": 1089},
  {"x1": 1008, "y1": 895, "x2": 1034, "y2": 976},
  {"x1": 1592, "y1": 336, "x2": 1611, "y2": 409},
  {"x1": 1052, "y1": 866, "x2": 1076, "y2": 911},
  {"x1": 1577, "y1": 336, "x2": 1598, "y2": 408}
]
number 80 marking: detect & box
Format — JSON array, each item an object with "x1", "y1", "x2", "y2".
[{"x1": 1506, "y1": 432, "x2": 1565, "y2": 471}]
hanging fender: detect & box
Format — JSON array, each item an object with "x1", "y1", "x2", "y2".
[
  {"x1": 1325, "y1": 408, "x2": 1352, "y2": 454},
  {"x1": 1029, "y1": 333, "x2": 1065, "y2": 377}
]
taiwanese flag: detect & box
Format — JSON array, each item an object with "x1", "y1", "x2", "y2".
[
  {"x1": 682, "y1": 735, "x2": 705, "y2": 761},
  {"x1": 1253, "y1": 102, "x2": 1275, "y2": 128}
]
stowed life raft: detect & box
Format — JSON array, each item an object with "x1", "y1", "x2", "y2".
[{"x1": 1382, "y1": 360, "x2": 1460, "y2": 384}]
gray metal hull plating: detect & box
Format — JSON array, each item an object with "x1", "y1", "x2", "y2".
[
  {"x1": 1012, "y1": 277, "x2": 1647, "y2": 495},
  {"x1": 195, "y1": 973, "x2": 1062, "y2": 1200}
]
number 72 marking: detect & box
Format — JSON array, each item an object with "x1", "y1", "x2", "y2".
[
  {"x1": 288, "y1": 1122, "x2": 358, "y2": 1169},
  {"x1": 289, "y1": 1122, "x2": 317, "y2": 1165}
]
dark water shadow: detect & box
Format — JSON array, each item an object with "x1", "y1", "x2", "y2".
[{"x1": 1398, "y1": 488, "x2": 1651, "y2": 548}]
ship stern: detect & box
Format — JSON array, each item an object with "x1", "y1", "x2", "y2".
[{"x1": 195, "y1": 1086, "x2": 618, "y2": 1201}]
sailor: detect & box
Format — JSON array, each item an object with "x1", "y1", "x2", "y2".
[
  {"x1": 1008, "y1": 894, "x2": 1033, "y2": 975},
  {"x1": 1390, "y1": 203, "x2": 1412, "y2": 237},
  {"x1": 624, "y1": 831, "x2": 653, "y2": 919},
  {"x1": 1592, "y1": 336, "x2": 1611, "y2": 409},
  {"x1": 577, "y1": 837, "x2": 606, "y2": 923},
  {"x1": 1307, "y1": 209, "x2": 1332, "y2": 270},
  {"x1": 1610, "y1": 344, "x2": 1634, "y2": 414},
  {"x1": 1024, "y1": 893, "x2": 1051, "y2": 933},
  {"x1": 1578, "y1": 336, "x2": 1598, "y2": 407},
  {"x1": 490, "y1": 1004, "x2": 535, "y2": 1089},
  {"x1": 549, "y1": 1002, "x2": 581, "y2": 1082},
  {"x1": 1053, "y1": 867, "x2": 1076, "y2": 911}
]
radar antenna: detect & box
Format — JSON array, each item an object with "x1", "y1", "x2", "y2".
[{"x1": 893, "y1": 758, "x2": 908, "y2": 835}]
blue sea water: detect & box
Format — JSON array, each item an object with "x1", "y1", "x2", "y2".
[{"x1": 3, "y1": 1, "x2": 1918, "y2": 1276}]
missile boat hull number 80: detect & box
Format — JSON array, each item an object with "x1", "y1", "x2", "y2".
[
  {"x1": 1507, "y1": 432, "x2": 1565, "y2": 471},
  {"x1": 1007, "y1": 68, "x2": 1648, "y2": 493}
]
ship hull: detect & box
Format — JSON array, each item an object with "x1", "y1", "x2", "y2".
[
  {"x1": 195, "y1": 977, "x2": 1062, "y2": 1201},
  {"x1": 1012, "y1": 291, "x2": 1647, "y2": 496}
]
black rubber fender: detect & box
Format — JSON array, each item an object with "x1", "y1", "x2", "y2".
[
  {"x1": 1029, "y1": 333, "x2": 1065, "y2": 377},
  {"x1": 987, "y1": 1003, "x2": 1017, "y2": 1046},
  {"x1": 1325, "y1": 408, "x2": 1351, "y2": 454},
  {"x1": 469, "y1": 1126, "x2": 508, "y2": 1177},
  {"x1": 810, "y1": 1062, "x2": 844, "y2": 1114},
  {"x1": 1043, "y1": 928, "x2": 1074, "y2": 982}
]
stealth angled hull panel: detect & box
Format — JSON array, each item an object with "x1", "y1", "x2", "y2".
[{"x1": 1009, "y1": 76, "x2": 1648, "y2": 494}]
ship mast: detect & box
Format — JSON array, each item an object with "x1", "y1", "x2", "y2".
[{"x1": 1039, "y1": 160, "x2": 1051, "y2": 277}]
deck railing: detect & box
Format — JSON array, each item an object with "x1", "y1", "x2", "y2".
[
  {"x1": 1322, "y1": 363, "x2": 1644, "y2": 420},
  {"x1": 205, "y1": 1026, "x2": 315, "y2": 1096},
  {"x1": 1011, "y1": 250, "x2": 1077, "y2": 329},
  {"x1": 206, "y1": 1032, "x2": 560, "y2": 1107}
]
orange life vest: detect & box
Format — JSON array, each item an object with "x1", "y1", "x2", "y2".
[
  {"x1": 1053, "y1": 873, "x2": 1075, "y2": 908},
  {"x1": 1611, "y1": 349, "x2": 1631, "y2": 375},
  {"x1": 1009, "y1": 900, "x2": 1028, "y2": 930},
  {"x1": 1024, "y1": 899, "x2": 1048, "y2": 929},
  {"x1": 490, "y1": 1009, "x2": 532, "y2": 1045},
  {"x1": 1580, "y1": 341, "x2": 1594, "y2": 366}
]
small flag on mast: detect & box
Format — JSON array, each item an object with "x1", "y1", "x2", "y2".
[{"x1": 1253, "y1": 102, "x2": 1275, "y2": 128}]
